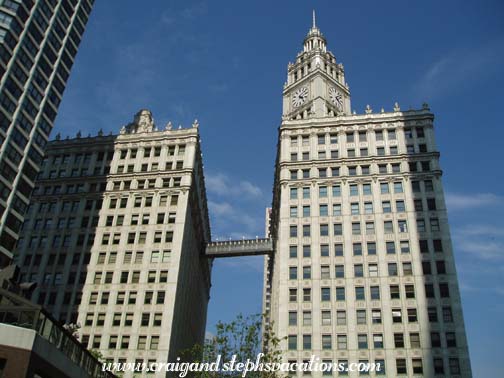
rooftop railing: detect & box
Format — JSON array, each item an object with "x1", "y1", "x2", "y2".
[
  {"x1": 0, "y1": 288, "x2": 115, "y2": 378},
  {"x1": 206, "y1": 238, "x2": 273, "y2": 257}
]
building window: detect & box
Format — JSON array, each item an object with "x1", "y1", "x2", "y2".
[
  {"x1": 449, "y1": 358, "x2": 461, "y2": 375},
  {"x1": 302, "y1": 335, "x2": 311, "y2": 350},
  {"x1": 390, "y1": 285, "x2": 400, "y2": 299},
  {"x1": 393, "y1": 333, "x2": 404, "y2": 348},
  {"x1": 333, "y1": 204, "x2": 342, "y2": 216},
  {"x1": 302, "y1": 266, "x2": 311, "y2": 279},
  {"x1": 372, "y1": 310, "x2": 382, "y2": 324},
  {"x1": 321, "y1": 265, "x2": 330, "y2": 279},
  {"x1": 392, "y1": 309, "x2": 402, "y2": 323},
  {"x1": 405, "y1": 284, "x2": 415, "y2": 298},
  {"x1": 337, "y1": 335, "x2": 347, "y2": 350},
  {"x1": 410, "y1": 333, "x2": 421, "y2": 348},
  {"x1": 336, "y1": 287, "x2": 345, "y2": 301},
  {"x1": 356, "y1": 310, "x2": 366, "y2": 325},
  {"x1": 302, "y1": 311, "x2": 312, "y2": 326},
  {"x1": 442, "y1": 306, "x2": 453, "y2": 322},
  {"x1": 434, "y1": 358, "x2": 444, "y2": 374},
  {"x1": 288, "y1": 335, "x2": 297, "y2": 350},
  {"x1": 382, "y1": 201, "x2": 391, "y2": 213},
  {"x1": 150, "y1": 336, "x2": 159, "y2": 350},
  {"x1": 321, "y1": 311, "x2": 332, "y2": 326},
  {"x1": 370, "y1": 286, "x2": 380, "y2": 300},
  {"x1": 386, "y1": 242, "x2": 395, "y2": 254},
  {"x1": 351, "y1": 222, "x2": 361, "y2": 235},
  {"x1": 439, "y1": 283, "x2": 450, "y2": 297},
  {"x1": 373, "y1": 334, "x2": 383, "y2": 349},
  {"x1": 288, "y1": 311, "x2": 297, "y2": 326},
  {"x1": 408, "y1": 308, "x2": 418, "y2": 323},
  {"x1": 355, "y1": 286, "x2": 365, "y2": 300},
  {"x1": 303, "y1": 225, "x2": 311, "y2": 237},
  {"x1": 425, "y1": 284, "x2": 435, "y2": 298},
  {"x1": 321, "y1": 287, "x2": 331, "y2": 301},
  {"x1": 290, "y1": 226, "x2": 297, "y2": 238},
  {"x1": 289, "y1": 288, "x2": 297, "y2": 302},
  {"x1": 403, "y1": 262, "x2": 413, "y2": 275},
  {"x1": 335, "y1": 264, "x2": 344, "y2": 278},
  {"x1": 319, "y1": 204, "x2": 328, "y2": 216},
  {"x1": 354, "y1": 264, "x2": 364, "y2": 277},
  {"x1": 289, "y1": 267, "x2": 297, "y2": 279}
]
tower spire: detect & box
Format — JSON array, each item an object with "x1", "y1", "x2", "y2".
[{"x1": 312, "y1": 10, "x2": 316, "y2": 28}]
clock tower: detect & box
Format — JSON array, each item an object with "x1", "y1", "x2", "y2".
[{"x1": 283, "y1": 11, "x2": 351, "y2": 119}]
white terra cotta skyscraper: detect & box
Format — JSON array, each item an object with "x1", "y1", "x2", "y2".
[{"x1": 264, "y1": 13, "x2": 472, "y2": 378}]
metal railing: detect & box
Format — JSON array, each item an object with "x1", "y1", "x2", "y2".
[
  {"x1": 206, "y1": 238, "x2": 273, "y2": 257},
  {"x1": 0, "y1": 288, "x2": 115, "y2": 378}
]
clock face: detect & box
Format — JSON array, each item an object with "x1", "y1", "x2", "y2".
[
  {"x1": 292, "y1": 86, "x2": 308, "y2": 108},
  {"x1": 329, "y1": 87, "x2": 343, "y2": 110}
]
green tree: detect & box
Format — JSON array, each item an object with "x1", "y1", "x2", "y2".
[{"x1": 179, "y1": 313, "x2": 285, "y2": 378}]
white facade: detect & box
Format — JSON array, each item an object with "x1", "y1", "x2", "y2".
[
  {"x1": 15, "y1": 110, "x2": 212, "y2": 378},
  {"x1": 265, "y1": 16, "x2": 471, "y2": 378}
]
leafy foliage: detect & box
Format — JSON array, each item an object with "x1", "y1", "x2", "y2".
[{"x1": 179, "y1": 313, "x2": 285, "y2": 378}]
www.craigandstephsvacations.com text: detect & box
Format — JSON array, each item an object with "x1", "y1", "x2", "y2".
[{"x1": 102, "y1": 354, "x2": 383, "y2": 376}]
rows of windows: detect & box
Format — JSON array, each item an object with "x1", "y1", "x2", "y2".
[
  {"x1": 103, "y1": 211, "x2": 176, "y2": 227},
  {"x1": 44, "y1": 151, "x2": 111, "y2": 167},
  {"x1": 84, "y1": 311, "x2": 163, "y2": 328},
  {"x1": 115, "y1": 160, "x2": 184, "y2": 174},
  {"x1": 287, "y1": 282, "x2": 451, "y2": 303},
  {"x1": 110, "y1": 176, "x2": 182, "y2": 191},
  {"x1": 290, "y1": 181, "x2": 410, "y2": 200},
  {"x1": 286, "y1": 321, "x2": 457, "y2": 351},
  {"x1": 290, "y1": 145, "x2": 414, "y2": 161},
  {"x1": 117, "y1": 144, "x2": 185, "y2": 160},
  {"x1": 92, "y1": 269, "x2": 168, "y2": 285},
  {"x1": 288, "y1": 261, "x2": 423, "y2": 279},
  {"x1": 291, "y1": 126, "x2": 427, "y2": 144},
  {"x1": 33, "y1": 181, "x2": 107, "y2": 196},
  {"x1": 280, "y1": 357, "x2": 460, "y2": 376},
  {"x1": 288, "y1": 238, "x2": 444, "y2": 258},
  {"x1": 85, "y1": 290, "x2": 165, "y2": 306},
  {"x1": 289, "y1": 162, "x2": 407, "y2": 178},
  {"x1": 20, "y1": 231, "x2": 94, "y2": 250},
  {"x1": 289, "y1": 199, "x2": 437, "y2": 216},
  {"x1": 44, "y1": 165, "x2": 110, "y2": 179},
  {"x1": 289, "y1": 218, "x2": 440, "y2": 238},
  {"x1": 288, "y1": 219, "x2": 415, "y2": 238},
  {"x1": 108, "y1": 194, "x2": 178, "y2": 209},
  {"x1": 101, "y1": 230, "x2": 174, "y2": 246},
  {"x1": 37, "y1": 287, "x2": 83, "y2": 307},
  {"x1": 97, "y1": 250, "x2": 170, "y2": 265},
  {"x1": 81, "y1": 334, "x2": 160, "y2": 351}
]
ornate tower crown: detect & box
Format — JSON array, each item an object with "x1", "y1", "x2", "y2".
[
  {"x1": 282, "y1": 11, "x2": 351, "y2": 120},
  {"x1": 120, "y1": 109, "x2": 156, "y2": 134},
  {"x1": 303, "y1": 10, "x2": 327, "y2": 53}
]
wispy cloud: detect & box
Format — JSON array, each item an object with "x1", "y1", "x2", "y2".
[
  {"x1": 452, "y1": 224, "x2": 504, "y2": 260},
  {"x1": 206, "y1": 172, "x2": 263, "y2": 199},
  {"x1": 446, "y1": 192, "x2": 504, "y2": 211},
  {"x1": 208, "y1": 200, "x2": 261, "y2": 237},
  {"x1": 413, "y1": 37, "x2": 504, "y2": 101}
]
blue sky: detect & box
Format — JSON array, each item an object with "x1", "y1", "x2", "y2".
[{"x1": 53, "y1": 0, "x2": 504, "y2": 375}]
